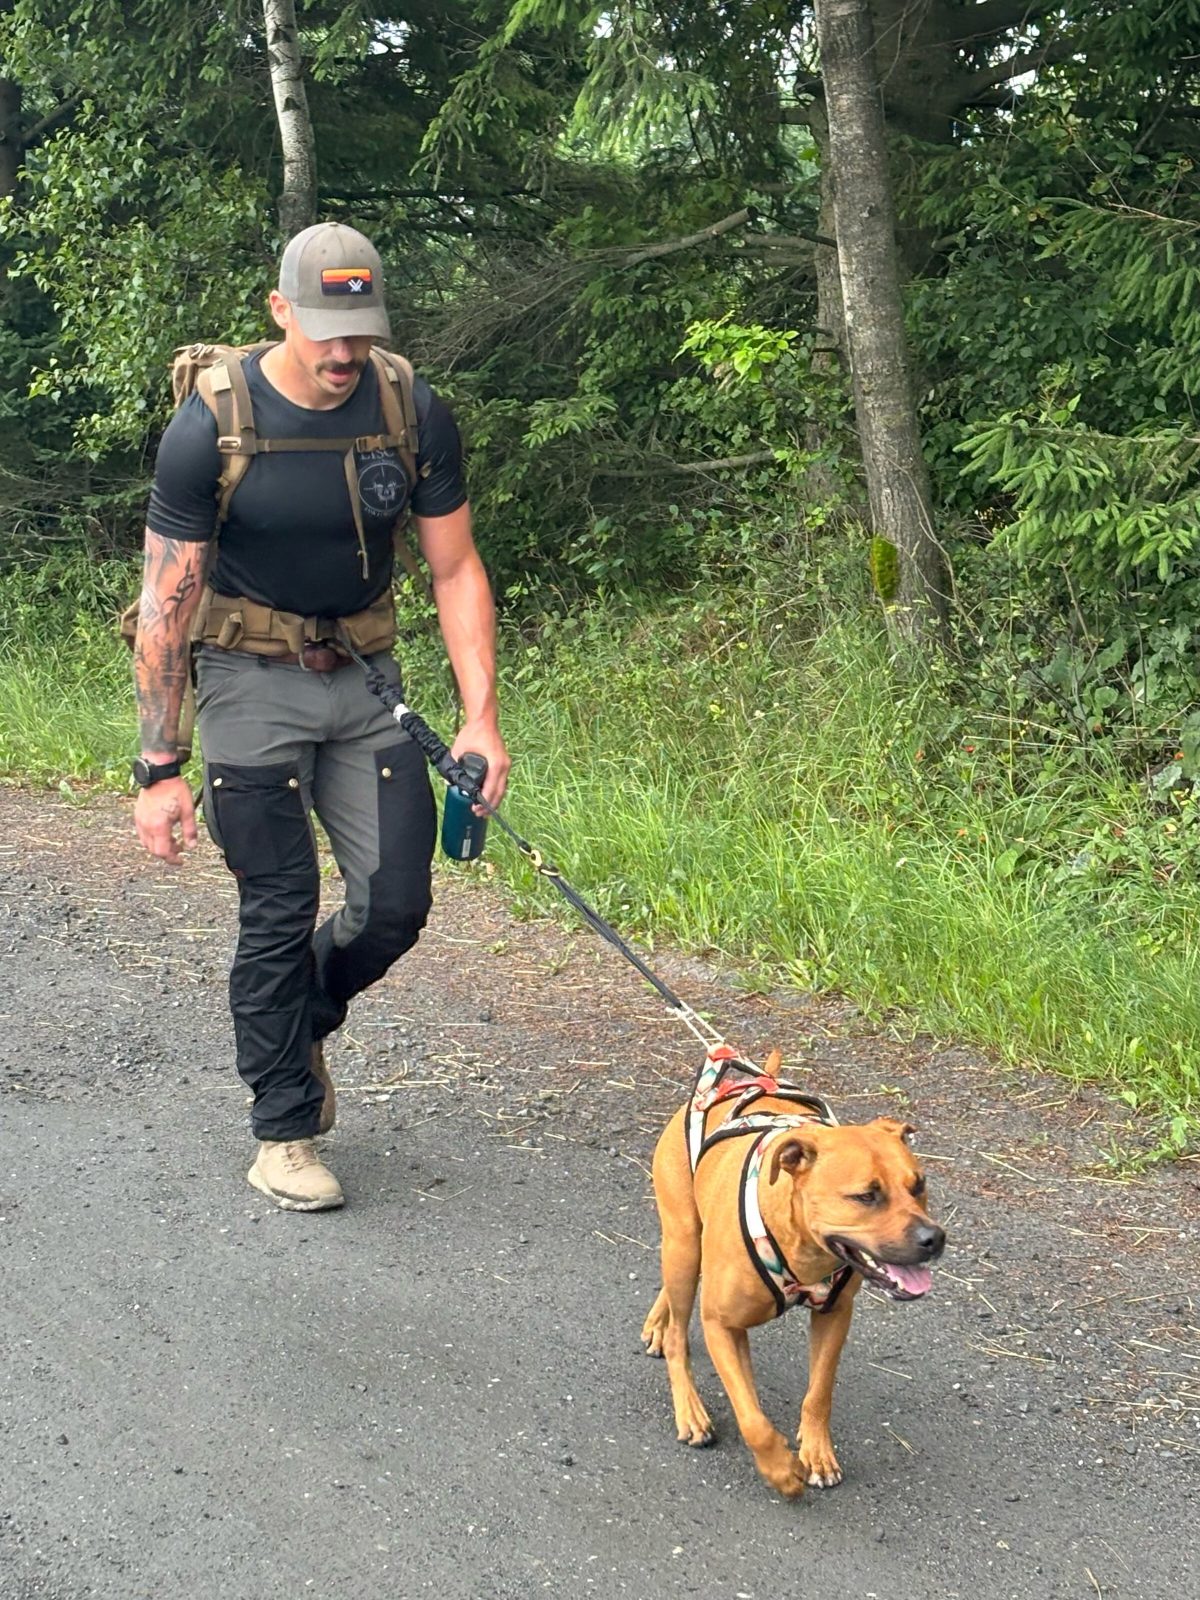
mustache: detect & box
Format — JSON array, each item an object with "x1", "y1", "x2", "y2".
[{"x1": 317, "y1": 358, "x2": 365, "y2": 376}]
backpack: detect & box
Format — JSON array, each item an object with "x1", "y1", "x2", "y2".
[{"x1": 118, "y1": 341, "x2": 431, "y2": 755}]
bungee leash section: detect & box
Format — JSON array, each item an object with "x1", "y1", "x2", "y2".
[{"x1": 341, "y1": 641, "x2": 724, "y2": 1052}]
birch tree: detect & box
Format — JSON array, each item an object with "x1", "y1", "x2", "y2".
[{"x1": 263, "y1": 0, "x2": 316, "y2": 236}]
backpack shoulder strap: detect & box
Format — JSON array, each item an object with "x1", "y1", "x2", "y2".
[
  {"x1": 194, "y1": 350, "x2": 261, "y2": 525},
  {"x1": 368, "y1": 349, "x2": 432, "y2": 600},
  {"x1": 369, "y1": 349, "x2": 421, "y2": 482}
]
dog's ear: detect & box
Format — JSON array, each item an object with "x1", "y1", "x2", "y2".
[
  {"x1": 770, "y1": 1136, "x2": 818, "y2": 1183},
  {"x1": 763, "y1": 1048, "x2": 783, "y2": 1078},
  {"x1": 871, "y1": 1115, "x2": 917, "y2": 1143}
]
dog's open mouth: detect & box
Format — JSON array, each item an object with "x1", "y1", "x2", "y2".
[{"x1": 826, "y1": 1238, "x2": 933, "y2": 1301}]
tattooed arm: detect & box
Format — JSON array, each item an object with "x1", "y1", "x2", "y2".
[
  {"x1": 134, "y1": 530, "x2": 205, "y2": 757},
  {"x1": 132, "y1": 529, "x2": 206, "y2": 864}
]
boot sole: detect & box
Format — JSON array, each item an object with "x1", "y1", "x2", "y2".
[{"x1": 247, "y1": 1164, "x2": 345, "y2": 1211}]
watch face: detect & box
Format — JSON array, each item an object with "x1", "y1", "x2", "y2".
[{"x1": 133, "y1": 758, "x2": 178, "y2": 787}]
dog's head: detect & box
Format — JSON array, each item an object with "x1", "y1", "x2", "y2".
[{"x1": 770, "y1": 1116, "x2": 945, "y2": 1301}]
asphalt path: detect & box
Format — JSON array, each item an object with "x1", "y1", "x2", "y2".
[{"x1": 1, "y1": 793, "x2": 1197, "y2": 1599}]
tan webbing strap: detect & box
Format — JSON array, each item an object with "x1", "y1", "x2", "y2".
[
  {"x1": 391, "y1": 525, "x2": 431, "y2": 597},
  {"x1": 371, "y1": 353, "x2": 415, "y2": 468},
  {"x1": 223, "y1": 355, "x2": 257, "y2": 452},
  {"x1": 343, "y1": 447, "x2": 370, "y2": 580},
  {"x1": 208, "y1": 366, "x2": 234, "y2": 437},
  {"x1": 257, "y1": 437, "x2": 360, "y2": 452},
  {"x1": 198, "y1": 359, "x2": 256, "y2": 524},
  {"x1": 368, "y1": 350, "x2": 432, "y2": 601}
]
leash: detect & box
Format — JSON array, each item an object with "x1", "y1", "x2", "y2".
[{"x1": 341, "y1": 642, "x2": 725, "y2": 1052}]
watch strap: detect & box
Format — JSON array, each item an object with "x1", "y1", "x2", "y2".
[{"x1": 133, "y1": 757, "x2": 184, "y2": 787}]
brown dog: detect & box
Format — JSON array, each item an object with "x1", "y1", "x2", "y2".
[{"x1": 641, "y1": 1046, "x2": 944, "y2": 1499}]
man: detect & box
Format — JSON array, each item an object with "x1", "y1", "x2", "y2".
[{"x1": 131, "y1": 221, "x2": 509, "y2": 1212}]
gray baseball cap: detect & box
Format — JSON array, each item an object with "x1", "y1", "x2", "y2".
[{"x1": 278, "y1": 222, "x2": 391, "y2": 342}]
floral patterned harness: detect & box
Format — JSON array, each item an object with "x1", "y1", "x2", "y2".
[{"x1": 686, "y1": 1044, "x2": 854, "y2": 1320}]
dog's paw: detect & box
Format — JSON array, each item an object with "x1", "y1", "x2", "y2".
[
  {"x1": 764, "y1": 1456, "x2": 808, "y2": 1500},
  {"x1": 796, "y1": 1432, "x2": 843, "y2": 1489},
  {"x1": 674, "y1": 1399, "x2": 715, "y2": 1447},
  {"x1": 751, "y1": 1435, "x2": 809, "y2": 1499},
  {"x1": 640, "y1": 1293, "x2": 669, "y2": 1356}
]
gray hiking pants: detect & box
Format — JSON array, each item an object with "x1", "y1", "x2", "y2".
[{"x1": 195, "y1": 646, "x2": 435, "y2": 1141}]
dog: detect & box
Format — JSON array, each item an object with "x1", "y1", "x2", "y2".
[{"x1": 641, "y1": 1044, "x2": 944, "y2": 1499}]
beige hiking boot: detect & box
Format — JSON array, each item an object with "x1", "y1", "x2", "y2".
[
  {"x1": 248, "y1": 1138, "x2": 345, "y2": 1211},
  {"x1": 312, "y1": 1042, "x2": 336, "y2": 1135}
]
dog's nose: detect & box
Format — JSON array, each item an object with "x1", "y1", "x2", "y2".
[{"x1": 914, "y1": 1223, "x2": 945, "y2": 1259}]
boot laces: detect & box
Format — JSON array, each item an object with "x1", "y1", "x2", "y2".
[{"x1": 283, "y1": 1138, "x2": 320, "y2": 1172}]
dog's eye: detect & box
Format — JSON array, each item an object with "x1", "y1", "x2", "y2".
[
  {"x1": 848, "y1": 1188, "x2": 883, "y2": 1207},
  {"x1": 911, "y1": 1175, "x2": 927, "y2": 1198}
]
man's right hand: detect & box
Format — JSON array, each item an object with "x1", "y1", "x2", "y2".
[{"x1": 134, "y1": 777, "x2": 199, "y2": 866}]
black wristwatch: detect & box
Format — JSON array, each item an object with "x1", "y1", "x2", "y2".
[{"x1": 132, "y1": 756, "x2": 184, "y2": 788}]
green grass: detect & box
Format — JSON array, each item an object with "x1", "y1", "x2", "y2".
[
  {"x1": 0, "y1": 555, "x2": 135, "y2": 786},
  {"x1": 490, "y1": 597, "x2": 1200, "y2": 1160},
  {"x1": 3, "y1": 550, "x2": 1197, "y2": 1158}
]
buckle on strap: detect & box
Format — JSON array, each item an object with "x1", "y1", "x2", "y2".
[{"x1": 298, "y1": 640, "x2": 343, "y2": 673}]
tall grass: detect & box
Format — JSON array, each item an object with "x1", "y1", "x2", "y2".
[
  {"x1": 0, "y1": 555, "x2": 134, "y2": 784},
  {"x1": 2, "y1": 550, "x2": 1197, "y2": 1156},
  {"x1": 491, "y1": 595, "x2": 1200, "y2": 1157}
]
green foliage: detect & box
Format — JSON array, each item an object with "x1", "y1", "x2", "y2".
[
  {"x1": 7, "y1": 121, "x2": 271, "y2": 455},
  {"x1": 677, "y1": 315, "x2": 798, "y2": 382},
  {"x1": 0, "y1": 550, "x2": 137, "y2": 782},
  {"x1": 431, "y1": 229, "x2": 851, "y2": 588}
]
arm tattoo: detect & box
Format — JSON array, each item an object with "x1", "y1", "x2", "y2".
[{"x1": 134, "y1": 531, "x2": 206, "y2": 756}]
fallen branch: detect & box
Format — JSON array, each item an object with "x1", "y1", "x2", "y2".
[
  {"x1": 597, "y1": 450, "x2": 780, "y2": 478},
  {"x1": 616, "y1": 207, "x2": 758, "y2": 268}
]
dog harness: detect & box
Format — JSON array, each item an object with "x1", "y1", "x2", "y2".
[{"x1": 686, "y1": 1044, "x2": 854, "y2": 1320}]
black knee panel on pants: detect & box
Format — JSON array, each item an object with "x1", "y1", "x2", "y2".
[
  {"x1": 367, "y1": 742, "x2": 436, "y2": 944},
  {"x1": 206, "y1": 761, "x2": 315, "y2": 882},
  {"x1": 206, "y1": 761, "x2": 320, "y2": 1012},
  {"x1": 312, "y1": 743, "x2": 435, "y2": 1034}
]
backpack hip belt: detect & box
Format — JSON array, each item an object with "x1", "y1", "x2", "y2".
[{"x1": 198, "y1": 586, "x2": 398, "y2": 659}]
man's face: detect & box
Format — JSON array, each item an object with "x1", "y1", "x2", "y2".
[{"x1": 268, "y1": 290, "x2": 376, "y2": 401}]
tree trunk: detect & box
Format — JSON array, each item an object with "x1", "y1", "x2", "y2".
[
  {"x1": 262, "y1": 0, "x2": 316, "y2": 237},
  {"x1": 803, "y1": 95, "x2": 865, "y2": 519},
  {"x1": 813, "y1": 0, "x2": 948, "y2": 649},
  {"x1": 0, "y1": 74, "x2": 23, "y2": 201}
]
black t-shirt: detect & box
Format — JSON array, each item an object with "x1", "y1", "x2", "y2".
[{"x1": 146, "y1": 351, "x2": 467, "y2": 617}]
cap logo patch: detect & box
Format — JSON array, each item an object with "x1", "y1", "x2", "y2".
[{"x1": 321, "y1": 267, "x2": 374, "y2": 296}]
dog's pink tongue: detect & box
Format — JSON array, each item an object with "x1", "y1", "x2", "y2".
[{"x1": 886, "y1": 1263, "x2": 932, "y2": 1296}]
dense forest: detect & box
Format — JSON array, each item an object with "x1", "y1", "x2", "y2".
[{"x1": 2, "y1": 2, "x2": 1198, "y2": 1154}]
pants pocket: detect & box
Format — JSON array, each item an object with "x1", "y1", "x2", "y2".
[{"x1": 206, "y1": 761, "x2": 313, "y2": 878}]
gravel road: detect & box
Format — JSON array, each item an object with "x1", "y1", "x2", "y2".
[{"x1": 1, "y1": 790, "x2": 1197, "y2": 1599}]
